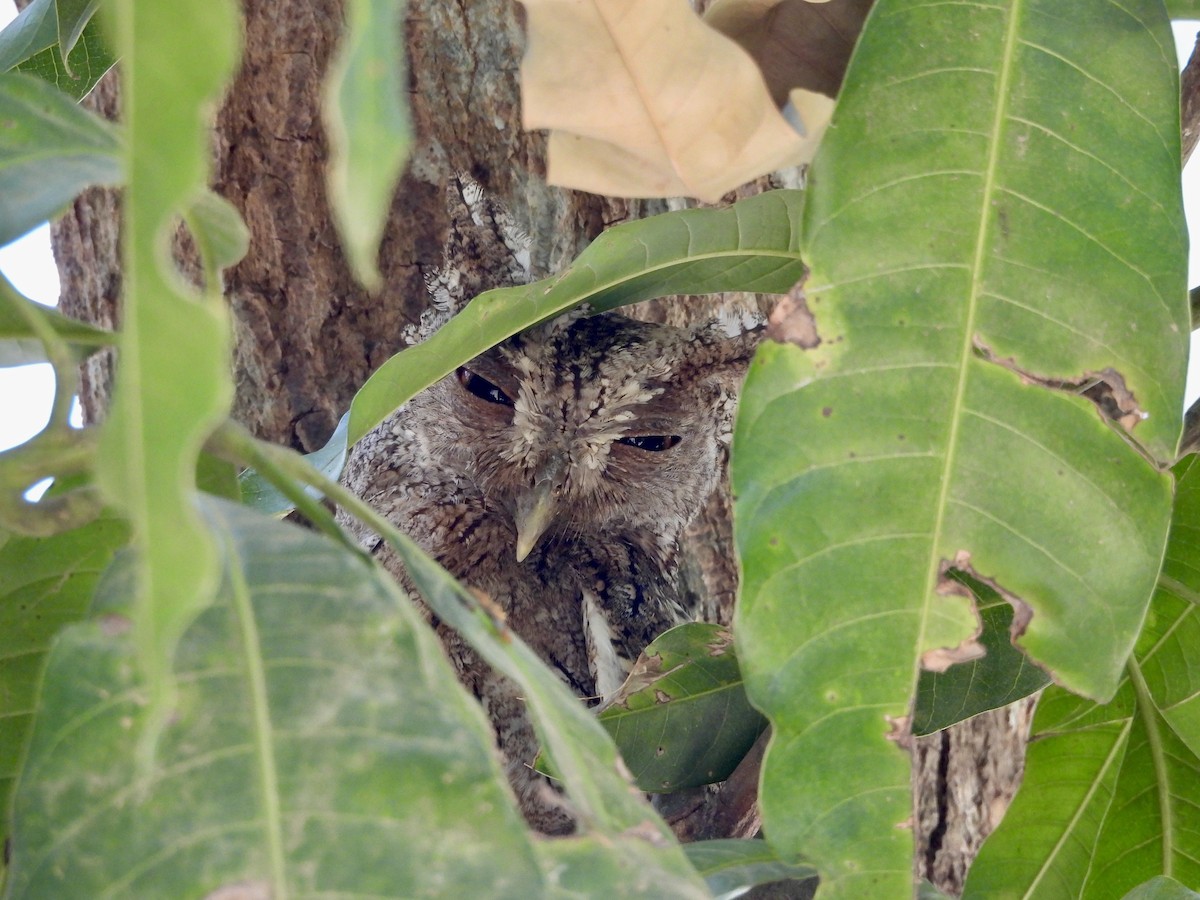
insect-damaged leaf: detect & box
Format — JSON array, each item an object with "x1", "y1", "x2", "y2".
[
  {"x1": 966, "y1": 458, "x2": 1200, "y2": 900},
  {"x1": 599, "y1": 622, "x2": 767, "y2": 792},
  {"x1": 912, "y1": 573, "x2": 1051, "y2": 736},
  {"x1": 733, "y1": 1, "x2": 1184, "y2": 895}
]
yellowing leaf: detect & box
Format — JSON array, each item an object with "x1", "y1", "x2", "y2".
[
  {"x1": 704, "y1": 0, "x2": 874, "y2": 104},
  {"x1": 521, "y1": 0, "x2": 832, "y2": 201}
]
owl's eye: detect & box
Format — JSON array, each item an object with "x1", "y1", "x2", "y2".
[
  {"x1": 617, "y1": 435, "x2": 682, "y2": 452},
  {"x1": 457, "y1": 367, "x2": 514, "y2": 406}
]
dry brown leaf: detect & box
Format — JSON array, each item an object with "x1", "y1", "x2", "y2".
[
  {"x1": 521, "y1": 0, "x2": 834, "y2": 202},
  {"x1": 705, "y1": 0, "x2": 874, "y2": 104}
]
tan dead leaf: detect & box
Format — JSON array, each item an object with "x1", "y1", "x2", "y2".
[
  {"x1": 521, "y1": 0, "x2": 833, "y2": 202},
  {"x1": 705, "y1": 0, "x2": 875, "y2": 104}
]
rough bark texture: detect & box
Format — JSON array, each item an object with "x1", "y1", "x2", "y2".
[
  {"x1": 46, "y1": 0, "x2": 1031, "y2": 893},
  {"x1": 913, "y1": 698, "x2": 1038, "y2": 896}
]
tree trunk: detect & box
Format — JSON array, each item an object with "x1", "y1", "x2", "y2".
[{"x1": 47, "y1": 0, "x2": 1030, "y2": 893}]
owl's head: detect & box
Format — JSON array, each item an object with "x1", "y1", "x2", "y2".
[{"x1": 419, "y1": 312, "x2": 758, "y2": 561}]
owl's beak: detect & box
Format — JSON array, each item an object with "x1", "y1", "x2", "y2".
[{"x1": 514, "y1": 462, "x2": 563, "y2": 562}]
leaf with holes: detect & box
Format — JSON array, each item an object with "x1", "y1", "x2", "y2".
[
  {"x1": 733, "y1": 2, "x2": 1185, "y2": 895},
  {"x1": 912, "y1": 573, "x2": 1051, "y2": 736},
  {"x1": 598, "y1": 622, "x2": 767, "y2": 792}
]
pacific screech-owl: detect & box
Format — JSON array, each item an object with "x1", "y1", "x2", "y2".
[{"x1": 340, "y1": 309, "x2": 755, "y2": 833}]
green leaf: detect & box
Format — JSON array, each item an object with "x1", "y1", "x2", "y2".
[
  {"x1": 239, "y1": 412, "x2": 350, "y2": 514},
  {"x1": 1166, "y1": 2, "x2": 1200, "y2": 17},
  {"x1": 348, "y1": 188, "x2": 805, "y2": 444},
  {"x1": 16, "y1": 14, "x2": 115, "y2": 100},
  {"x1": 963, "y1": 456, "x2": 1200, "y2": 897},
  {"x1": 733, "y1": 2, "x2": 1184, "y2": 895},
  {"x1": 1123, "y1": 877, "x2": 1200, "y2": 900},
  {"x1": 0, "y1": 71, "x2": 120, "y2": 245},
  {"x1": 182, "y1": 188, "x2": 251, "y2": 278},
  {"x1": 93, "y1": 0, "x2": 240, "y2": 761},
  {"x1": 0, "y1": 271, "x2": 113, "y2": 367},
  {"x1": 683, "y1": 839, "x2": 818, "y2": 899},
  {"x1": 55, "y1": 0, "x2": 101, "y2": 60},
  {"x1": 322, "y1": 0, "x2": 411, "y2": 291},
  {"x1": 912, "y1": 574, "x2": 1051, "y2": 735},
  {"x1": 0, "y1": 505, "x2": 129, "y2": 859},
  {"x1": 0, "y1": 0, "x2": 56, "y2": 72},
  {"x1": 598, "y1": 623, "x2": 767, "y2": 792},
  {"x1": 4, "y1": 500, "x2": 552, "y2": 898}
]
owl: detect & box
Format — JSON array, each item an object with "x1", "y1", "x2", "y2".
[{"x1": 339, "y1": 309, "x2": 757, "y2": 833}]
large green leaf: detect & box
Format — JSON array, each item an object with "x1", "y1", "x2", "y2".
[
  {"x1": 0, "y1": 507, "x2": 128, "y2": 862},
  {"x1": 598, "y1": 623, "x2": 767, "y2": 792},
  {"x1": 733, "y1": 2, "x2": 1185, "y2": 896},
  {"x1": 0, "y1": 71, "x2": 120, "y2": 245},
  {"x1": 958, "y1": 458, "x2": 1200, "y2": 896},
  {"x1": 4, "y1": 500, "x2": 553, "y2": 897},
  {"x1": 93, "y1": 0, "x2": 239, "y2": 756},
  {"x1": 348, "y1": 189, "x2": 806, "y2": 443},
  {"x1": 322, "y1": 0, "x2": 411, "y2": 291}
]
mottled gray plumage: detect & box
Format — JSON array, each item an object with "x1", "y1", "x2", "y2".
[{"x1": 340, "y1": 309, "x2": 754, "y2": 832}]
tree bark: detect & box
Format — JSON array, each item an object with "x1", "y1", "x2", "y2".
[{"x1": 47, "y1": 0, "x2": 1031, "y2": 893}]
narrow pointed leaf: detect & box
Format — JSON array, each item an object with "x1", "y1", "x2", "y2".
[
  {"x1": 1, "y1": 271, "x2": 113, "y2": 367},
  {"x1": 349, "y1": 189, "x2": 805, "y2": 444},
  {"x1": 94, "y1": 0, "x2": 240, "y2": 758},
  {"x1": 322, "y1": 0, "x2": 411, "y2": 291},
  {"x1": 55, "y1": 0, "x2": 101, "y2": 60},
  {"x1": 734, "y1": 2, "x2": 1185, "y2": 895}
]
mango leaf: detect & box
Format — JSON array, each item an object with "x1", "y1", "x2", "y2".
[
  {"x1": 0, "y1": 271, "x2": 112, "y2": 367},
  {"x1": 16, "y1": 15, "x2": 115, "y2": 101},
  {"x1": 1167, "y1": 2, "x2": 1200, "y2": 17},
  {"x1": 0, "y1": 71, "x2": 120, "y2": 245},
  {"x1": 322, "y1": 0, "x2": 411, "y2": 291},
  {"x1": 55, "y1": 0, "x2": 102, "y2": 60},
  {"x1": 4, "y1": 499, "x2": 559, "y2": 897},
  {"x1": 599, "y1": 622, "x2": 767, "y2": 792},
  {"x1": 348, "y1": 188, "x2": 805, "y2": 444},
  {"x1": 684, "y1": 839, "x2": 818, "y2": 899},
  {"x1": 963, "y1": 457, "x2": 1200, "y2": 897},
  {"x1": 0, "y1": 0, "x2": 56, "y2": 71},
  {"x1": 1123, "y1": 878, "x2": 1200, "y2": 900},
  {"x1": 733, "y1": 2, "x2": 1185, "y2": 896},
  {"x1": 521, "y1": 0, "x2": 830, "y2": 202},
  {"x1": 0, "y1": 504, "x2": 128, "y2": 865},
  {"x1": 239, "y1": 411, "x2": 350, "y2": 514},
  {"x1": 912, "y1": 574, "x2": 1051, "y2": 736},
  {"x1": 93, "y1": 0, "x2": 240, "y2": 762}
]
